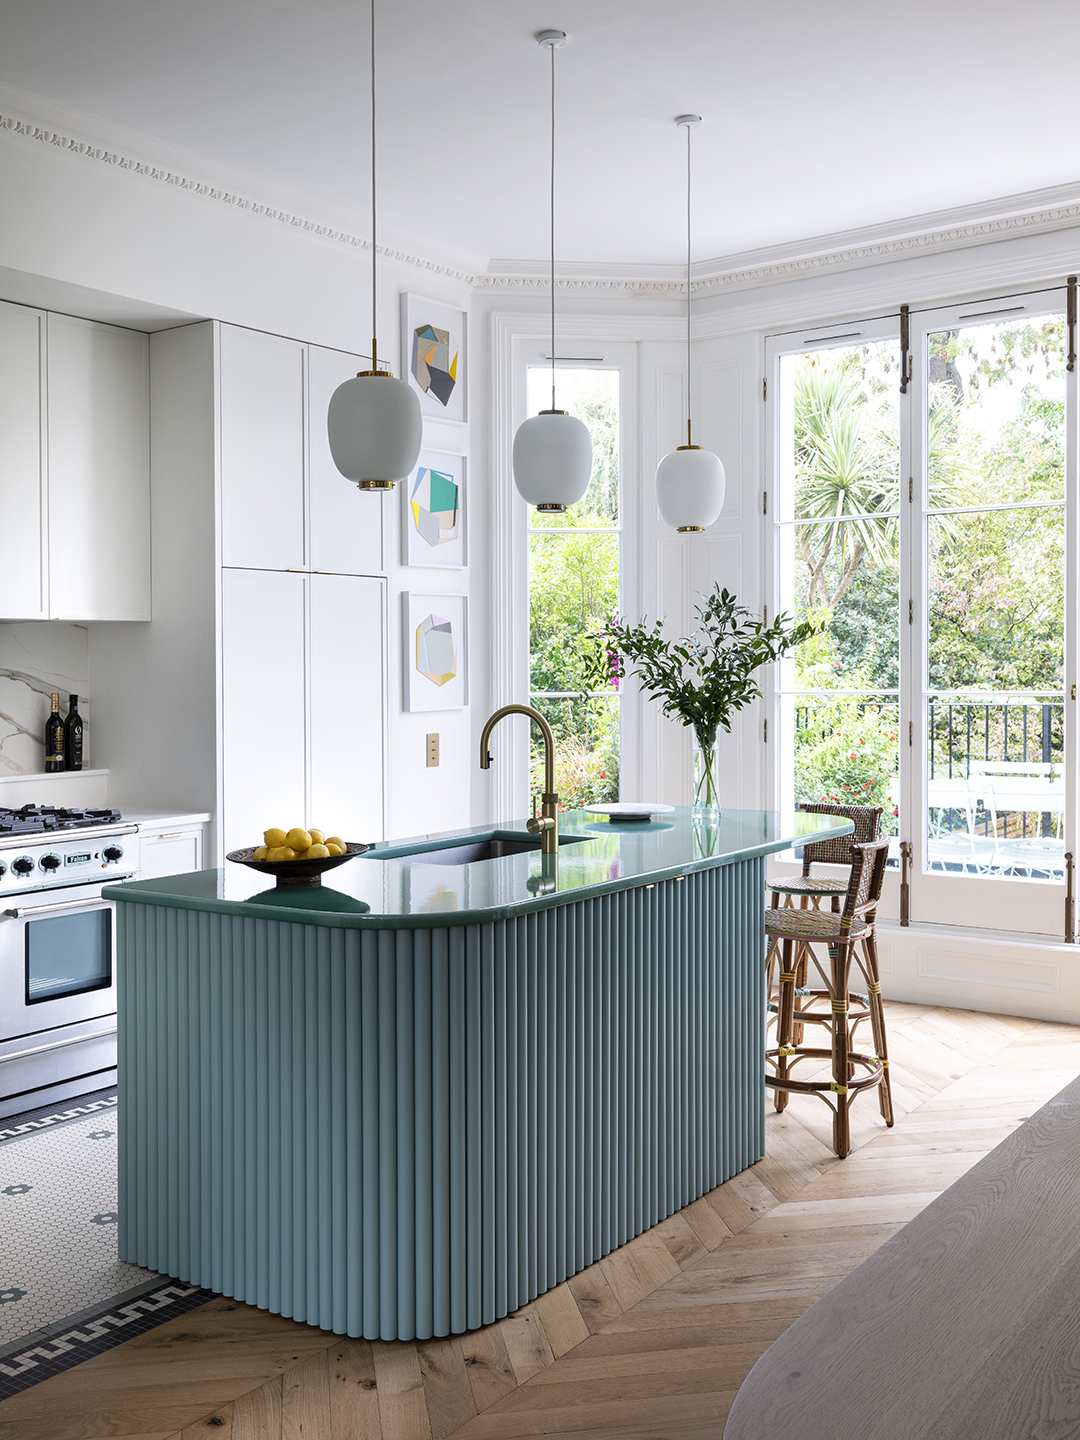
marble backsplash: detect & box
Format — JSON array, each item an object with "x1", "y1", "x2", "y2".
[{"x1": 0, "y1": 623, "x2": 90, "y2": 775}]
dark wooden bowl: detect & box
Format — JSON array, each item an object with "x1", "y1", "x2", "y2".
[{"x1": 226, "y1": 841, "x2": 371, "y2": 888}]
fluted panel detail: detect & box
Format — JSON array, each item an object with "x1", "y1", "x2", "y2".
[{"x1": 118, "y1": 859, "x2": 766, "y2": 1340}]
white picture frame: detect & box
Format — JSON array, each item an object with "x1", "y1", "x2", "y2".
[
  {"x1": 401, "y1": 293, "x2": 467, "y2": 424},
  {"x1": 403, "y1": 592, "x2": 469, "y2": 711},
  {"x1": 402, "y1": 450, "x2": 466, "y2": 568}
]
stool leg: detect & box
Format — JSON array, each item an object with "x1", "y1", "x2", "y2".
[
  {"x1": 831, "y1": 939, "x2": 853, "y2": 1158},
  {"x1": 774, "y1": 937, "x2": 796, "y2": 1113},
  {"x1": 792, "y1": 941, "x2": 808, "y2": 1047},
  {"x1": 863, "y1": 933, "x2": 894, "y2": 1127}
]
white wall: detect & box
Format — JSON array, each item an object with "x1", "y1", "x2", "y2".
[{"x1": 0, "y1": 107, "x2": 477, "y2": 840}]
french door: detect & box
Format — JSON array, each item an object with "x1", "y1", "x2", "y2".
[{"x1": 769, "y1": 285, "x2": 1075, "y2": 937}]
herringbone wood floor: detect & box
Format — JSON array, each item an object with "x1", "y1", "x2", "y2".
[{"x1": 2, "y1": 1001, "x2": 1076, "y2": 1440}]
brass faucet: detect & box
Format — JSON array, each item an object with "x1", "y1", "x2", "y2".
[{"x1": 479, "y1": 704, "x2": 560, "y2": 855}]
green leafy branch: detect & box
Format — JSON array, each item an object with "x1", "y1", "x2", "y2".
[{"x1": 585, "y1": 585, "x2": 811, "y2": 751}]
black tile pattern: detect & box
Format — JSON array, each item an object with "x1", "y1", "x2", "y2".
[
  {"x1": 0, "y1": 1087, "x2": 117, "y2": 1145},
  {"x1": 0, "y1": 1280, "x2": 215, "y2": 1400}
]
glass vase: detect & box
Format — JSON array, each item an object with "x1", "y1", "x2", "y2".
[{"x1": 693, "y1": 732, "x2": 721, "y2": 818}]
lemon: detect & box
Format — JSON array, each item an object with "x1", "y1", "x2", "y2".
[
  {"x1": 325, "y1": 842, "x2": 343, "y2": 856},
  {"x1": 253, "y1": 845, "x2": 268, "y2": 861},
  {"x1": 307, "y1": 843, "x2": 330, "y2": 858},
  {"x1": 268, "y1": 845, "x2": 297, "y2": 862},
  {"x1": 286, "y1": 827, "x2": 311, "y2": 851},
  {"x1": 264, "y1": 827, "x2": 287, "y2": 848},
  {"x1": 325, "y1": 836, "x2": 345, "y2": 852},
  {"x1": 308, "y1": 828, "x2": 326, "y2": 845}
]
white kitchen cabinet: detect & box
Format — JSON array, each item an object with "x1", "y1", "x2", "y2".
[
  {"x1": 0, "y1": 301, "x2": 47, "y2": 620},
  {"x1": 220, "y1": 326, "x2": 306, "y2": 571},
  {"x1": 309, "y1": 573, "x2": 386, "y2": 842},
  {"x1": 308, "y1": 345, "x2": 384, "y2": 576},
  {"x1": 48, "y1": 314, "x2": 150, "y2": 620},
  {"x1": 221, "y1": 567, "x2": 307, "y2": 854},
  {"x1": 139, "y1": 822, "x2": 205, "y2": 880}
]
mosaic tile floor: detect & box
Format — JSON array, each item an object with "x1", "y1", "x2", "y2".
[
  {"x1": 0, "y1": 1093, "x2": 214, "y2": 1398},
  {"x1": 0, "y1": 1099, "x2": 154, "y2": 1346}
]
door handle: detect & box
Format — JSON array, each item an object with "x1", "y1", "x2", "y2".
[{"x1": 4, "y1": 897, "x2": 112, "y2": 920}]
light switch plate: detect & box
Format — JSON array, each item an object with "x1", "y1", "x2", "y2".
[{"x1": 426, "y1": 733, "x2": 440, "y2": 767}]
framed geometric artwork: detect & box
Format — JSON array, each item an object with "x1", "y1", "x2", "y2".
[
  {"x1": 401, "y1": 293, "x2": 467, "y2": 424},
  {"x1": 403, "y1": 592, "x2": 469, "y2": 711},
  {"x1": 402, "y1": 451, "x2": 466, "y2": 568}
]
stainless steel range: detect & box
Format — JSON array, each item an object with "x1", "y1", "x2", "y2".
[{"x1": 0, "y1": 806, "x2": 138, "y2": 1118}]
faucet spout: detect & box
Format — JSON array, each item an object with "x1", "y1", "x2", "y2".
[{"x1": 479, "y1": 704, "x2": 560, "y2": 855}]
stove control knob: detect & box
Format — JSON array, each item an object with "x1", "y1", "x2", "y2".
[
  {"x1": 0, "y1": 861, "x2": 6, "y2": 880},
  {"x1": 12, "y1": 856, "x2": 35, "y2": 875},
  {"x1": 103, "y1": 845, "x2": 124, "y2": 863},
  {"x1": 39, "y1": 854, "x2": 62, "y2": 871}
]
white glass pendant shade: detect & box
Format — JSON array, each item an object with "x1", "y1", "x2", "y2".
[
  {"x1": 327, "y1": 373, "x2": 423, "y2": 488},
  {"x1": 513, "y1": 410, "x2": 593, "y2": 511},
  {"x1": 656, "y1": 445, "x2": 725, "y2": 532}
]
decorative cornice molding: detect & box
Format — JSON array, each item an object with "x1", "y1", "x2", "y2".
[
  {"x1": 0, "y1": 108, "x2": 479, "y2": 288},
  {"x1": 3, "y1": 93, "x2": 1080, "y2": 303}
]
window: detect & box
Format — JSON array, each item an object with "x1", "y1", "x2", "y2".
[
  {"x1": 769, "y1": 291, "x2": 1071, "y2": 937},
  {"x1": 527, "y1": 366, "x2": 621, "y2": 810}
]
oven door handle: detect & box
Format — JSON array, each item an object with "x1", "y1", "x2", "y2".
[{"x1": 3, "y1": 896, "x2": 111, "y2": 920}]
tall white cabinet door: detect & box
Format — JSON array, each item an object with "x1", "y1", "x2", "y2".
[
  {"x1": 0, "y1": 302, "x2": 46, "y2": 620},
  {"x1": 220, "y1": 326, "x2": 306, "y2": 571},
  {"x1": 47, "y1": 315, "x2": 150, "y2": 620},
  {"x1": 309, "y1": 573, "x2": 386, "y2": 842},
  {"x1": 221, "y1": 567, "x2": 307, "y2": 855},
  {"x1": 307, "y1": 345, "x2": 384, "y2": 575}
]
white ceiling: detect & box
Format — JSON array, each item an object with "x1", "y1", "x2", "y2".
[{"x1": 2, "y1": 0, "x2": 1079, "y2": 270}]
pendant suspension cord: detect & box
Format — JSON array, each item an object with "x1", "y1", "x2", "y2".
[
  {"x1": 370, "y1": 0, "x2": 377, "y2": 365},
  {"x1": 686, "y1": 120, "x2": 692, "y2": 447},
  {"x1": 550, "y1": 37, "x2": 556, "y2": 411}
]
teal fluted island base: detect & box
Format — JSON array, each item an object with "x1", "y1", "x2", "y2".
[{"x1": 110, "y1": 808, "x2": 849, "y2": 1340}]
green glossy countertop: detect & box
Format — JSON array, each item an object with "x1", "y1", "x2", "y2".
[{"x1": 105, "y1": 807, "x2": 851, "y2": 931}]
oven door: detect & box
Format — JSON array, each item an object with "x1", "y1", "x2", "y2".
[{"x1": 0, "y1": 881, "x2": 118, "y2": 1043}]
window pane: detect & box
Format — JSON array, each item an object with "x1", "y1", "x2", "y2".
[
  {"x1": 791, "y1": 516, "x2": 899, "y2": 690},
  {"x1": 529, "y1": 462, "x2": 620, "y2": 810},
  {"x1": 794, "y1": 695, "x2": 899, "y2": 837},
  {"x1": 926, "y1": 696, "x2": 1064, "y2": 881},
  {"x1": 926, "y1": 314, "x2": 1065, "y2": 510},
  {"x1": 530, "y1": 694, "x2": 619, "y2": 809},
  {"x1": 527, "y1": 367, "x2": 619, "y2": 527},
  {"x1": 928, "y1": 508, "x2": 1063, "y2": 693},
  {"x1": 781, "y1": 341, "x2": 901, "y2": 523}
]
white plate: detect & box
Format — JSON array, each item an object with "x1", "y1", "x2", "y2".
[{"x1": 583, "y1": 803, "x2": 676, "y2": 823}]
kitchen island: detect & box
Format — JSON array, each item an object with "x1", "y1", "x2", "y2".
[{"x1": 107, "y1": 807, "x2": 850, "y2": 1341}]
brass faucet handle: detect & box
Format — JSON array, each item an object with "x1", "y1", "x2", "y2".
[{"x1": 527, "y1": 795, "x2": 555, "y2": 835}]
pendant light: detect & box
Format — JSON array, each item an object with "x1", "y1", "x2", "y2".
[
  {"x1": 327, "y1": 0, "x2": 422, "y2": 490},
  {"x1": 512, "y1": 29, "x2": 593, "y2": 512},
  {"x1": 655, "y1": 115, "x2": 725, "y2": 532}
]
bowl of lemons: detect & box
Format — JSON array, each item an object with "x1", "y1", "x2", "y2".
[{"x1": 227, "y1": 828, "x2": 371, "y2": 888}]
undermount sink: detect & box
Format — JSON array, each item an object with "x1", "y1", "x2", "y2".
[{"x1": 370, "y1": 831, "x2": 587, "y2": 866}]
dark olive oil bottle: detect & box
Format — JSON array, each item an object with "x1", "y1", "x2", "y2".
[
  {"x1": 64, "y1": 694, "x2": 83, "y2": 771},
  {"x1": 44, "y1": 693, "x2": 65, "y2": 773}
]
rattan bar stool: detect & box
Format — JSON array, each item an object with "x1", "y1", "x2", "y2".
[
  {"x1": 765, "y1": 837, "x2": 893, "y2": 1158},
  {"x1": 770, "y1": 802, "x2": 883, "y2": 910},
  {"x1": 765, "y1": 803, "x2": 882, "y2": 1047}
]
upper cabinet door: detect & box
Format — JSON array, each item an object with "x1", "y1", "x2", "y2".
[
  {"x1": 0, "y1": 301, "x2": 47, "y2": 620},
  {"x1": 47, "y1": 315, "x2": 150, "y2": 621},
  {"x1": 308, "y1": 345, "x2": 384, "y2": 575},
  {"x1": 220, "y1": 326, "x2": 306, "y2": 571}
]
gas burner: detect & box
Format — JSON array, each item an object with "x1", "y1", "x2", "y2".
[{"x1": 0, "y1": 806, "x2": 123, "y2": 835}]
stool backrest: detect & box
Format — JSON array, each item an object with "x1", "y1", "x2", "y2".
[
  {"x1": 840, "y1": 837, "x2": 891, "y2": 936},
  {"x1": 797, "y1": 802, "x2": 883, "y2": 876}
]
